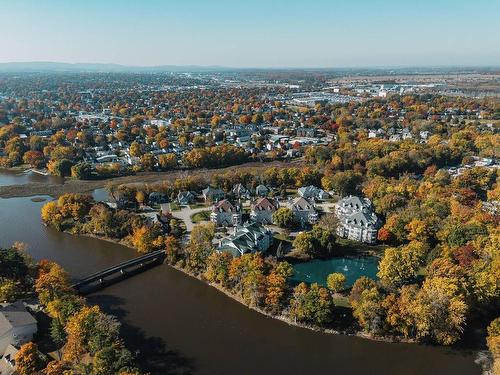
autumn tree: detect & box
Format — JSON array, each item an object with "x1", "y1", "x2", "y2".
[
  {"x1": 22, "y1": 150, "x2": 45, "y2": 168},
  {"x1": 289, "y1": 282, "x2": 333, "y2": 326},
  {"x1": 412, "y1": 277, "x2": 467, "y2": 345},
  {"x1": 327, "y1": 273, "x2": 346, "y2": 293},
  {"x1": 487, "y1": 317, "x2": 500, "y2": 375},
  {"x1": 64, "y1": 305, "x2": 120, "y2": 362},
  {"x1": 158, "y1": 153, "x2": 177, "y2": 170},
  {"x1": 378, "y1": 241, "x2": 428, "y2": 287},
  {"x1": 71, "y1": 162, "x2": 92, "y2": 180},
  {"x1": 186, "y1": 223, "x2": 215, "y2": 273},
  {"x1": 131, "y1": 225, "x2": 165, "y2": 253},
  {"x1": 229, "y1": 253, "x2": 267, "y2": 307},
  {"x1": 15, "y1": 342, "x2": 46, "y2": 375},
  {"x1": 265, "y1": 261, "x2": 293, "y2": 314},
  {"x1": 204, "y1": 251, "x2": 233, "y2": 287},
  {"x1": 164, "y1": 235, "x2": 181, "y2": 265}
]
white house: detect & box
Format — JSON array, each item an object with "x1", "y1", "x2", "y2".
[
  {"x1": 210, "y1": 199, "x2": 242, "y2": 227},
  {"x1": 288, "y1": 197, "x2": 318, "y2": 225},
  {"x1": 298, "y1": 185, "x2": 330, "y2": 200},
  {"x1": 0, "y1": 302, "x2": 37, "y2": 355},
  {"x1": 334, "y1": 195, "x2": 380, "y2": 244}
]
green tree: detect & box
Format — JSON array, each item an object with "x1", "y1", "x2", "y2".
[
  {"x1": 272, "y1": 207, "x2": 295, "y2": 228},
  {"x1": 71, "y1": 162, "x2": 92, "y2": 180}
]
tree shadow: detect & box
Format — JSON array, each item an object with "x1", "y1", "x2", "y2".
[{"x1": 87, "y1": 293, "x2": 197, "y2": 375}]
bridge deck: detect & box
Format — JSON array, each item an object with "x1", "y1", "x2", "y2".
[{"x1": 73, "y1": 249, "x2": 165, "y2": 290}]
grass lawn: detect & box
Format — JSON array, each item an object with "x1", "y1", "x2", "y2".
[
  {"x1": 274, "y1": 233, "x2": 293, "y2": 243},
  {"x1": 170, "y1": 202, "x2": 181, "y2": 211},
  {"x1": 332, "y1": 295, "x2": 351, "y2": 308},
  {"x1": 191, "y1": 210, "x2": 211, "y2": 223},
  {"x1": 336, "y1": 238, "x2": 387, "y2": 257},
  {"x1": 189, "y1": 202, "x2": 208, "y2": 209}
]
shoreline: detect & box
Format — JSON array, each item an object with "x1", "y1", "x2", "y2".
[
  {"x1": 67, "y1": 230, "x2": 446, "y2": 348},
  {"x1": 0, "y1": 160, "x2": 305, "y2": 199}
]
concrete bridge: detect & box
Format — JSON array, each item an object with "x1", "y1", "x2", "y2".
[{"x1": 72, "y1": 249, "x2": 166, "y2": 294}]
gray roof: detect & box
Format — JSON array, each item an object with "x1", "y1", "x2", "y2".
[
  {"x1": 219, "y1": 222, "x2": 271, "y2": 256},
  {"x1": 0, "y1": 302, "x2": 37, "y2": 336}
]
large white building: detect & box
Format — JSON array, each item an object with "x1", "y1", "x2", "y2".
[
  {"x1": 217, "y1": 222, "x2": 273, "y2": 257},
  {"x1": 334, "y1": 196, "x2": 381, "y2": 244},
  {"x1": 210, "y1": 199, "x2": 242, "y2": 227}
]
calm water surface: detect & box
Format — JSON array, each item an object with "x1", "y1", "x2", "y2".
[
  {"x1": 0, "y1": 171, "x2": 482, "y2": 375},
  {"x1": 292, "y1": 256, "x2": 379, "y2": 287},
  {"x1": 0, "y1": 168, "x2": 64, "y2": 186}
]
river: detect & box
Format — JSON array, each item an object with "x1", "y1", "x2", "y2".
[{"x1": 0, "y1": 171, "x2": 482, "y2": 375}]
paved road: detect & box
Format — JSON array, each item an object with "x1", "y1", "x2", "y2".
[{"x1": 171, "y1": 205, "x2": 210, "y2": 232}]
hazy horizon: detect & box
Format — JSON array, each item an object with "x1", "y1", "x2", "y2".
[{"x1": 1, "y1": 0, "x2": 499, "y2": 68}]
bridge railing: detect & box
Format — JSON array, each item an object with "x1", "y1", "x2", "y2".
[{"x1": 73, "y1": 249, "x2": 165, "y2": 290}]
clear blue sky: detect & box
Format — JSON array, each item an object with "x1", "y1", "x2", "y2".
[{"x1": 0, "y1": 0, "x2": 498, "y2": 67}]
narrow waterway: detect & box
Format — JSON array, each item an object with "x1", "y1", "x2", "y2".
[{"x1": 0, "y1": 172, "x2": 482, "y2": 375}]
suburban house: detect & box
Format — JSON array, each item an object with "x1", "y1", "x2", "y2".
[
  {"x1": 0, "y1": 302, "x2": 37, "y2": 364},
  {"x1": 255, "y1": 184, "x2": 270, "y2": 197},
  {"x1": 334, "y1": 195, "x2": 381, "y2": 244},
  {"x1": 288, "y1": 197, "x2": 318, "y2": 225},
  {"x1": 0, "y1": 344, "x2": 18, "y2": 375},
  {"x1": 148, "y1": 192, "x2": 168, "y2": 205},
  {"x1": 298, "y1": 185, "x2": 330, "y2": 200},
  {"x1": 202, "y1": 186, "x2": 225, "y2": 202},
  {"x1": 217, "y1": 222, "x2": 273, "y2": 257},
  {"x1": 250, "y1": 197, "x2": 279, "y2": 224},
  {"x1": 177, "y1": 191, "x2": 196, "y2": 205},
  {"x1": 296, "y1": 127, "x2": 317, "y2": 137},
  {"x1": 210, "y1": 199, "x2": 242, "y2": 227},
  {"x1": 232, "y1": 184, "x2": 251, "y2": 199}
]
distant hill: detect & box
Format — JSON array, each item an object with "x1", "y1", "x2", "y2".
[{"x1": 0, "y1": 61, "x2": 229, "y2": 73}]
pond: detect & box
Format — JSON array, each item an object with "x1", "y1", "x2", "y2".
[{"x1": 291, "y1": 256, "x2": 379, "y2": 287}]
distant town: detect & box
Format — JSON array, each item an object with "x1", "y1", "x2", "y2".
[{"x1": 0, "y1": 67, "x2": 498, "y2": 375}]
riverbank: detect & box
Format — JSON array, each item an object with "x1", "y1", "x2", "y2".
[
  {"x1": 169, "y1": 262, "x2": 419, "y2": 345},
  {"x1": 66, "y1": 228, "x2": 426, "y2": 347},
  {"x1": 0, "y1": 160, "x2": 304, "y2": 198}
]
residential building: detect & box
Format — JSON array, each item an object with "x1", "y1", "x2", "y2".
[
  {"x1": 296, "y1": 127, "x2": 317, "y2": 137},
  {"x1": 334, "y1": 195, "x2": 380, "y2": 244},
  {"x1": 255, "y1": 184, "x2": 270, "y2": 197},
  {"x1": 177, "y1": 191, "x2": 196, "y2": 205},
  {"x1": 288, "y1": 197, "x2": 318, "y2": 225},
  {"x1": 148, "y1": 192, "x2": 168, "y2": 205},
  {"x1": 298, "y1": 185, "x2": 330, "y2": 200},
  {"x1": 202, "y1": 186, "x2": 225, "y2": 202},
  {"x1": 232, "y1": 184, "x2": 251, "y2": 199},
  {"x1": 0, "y1": 302, "x2": 37, "y2": 355},
  {"x1": 210, "y1": 199, "x2": 242, "y2": 227},
  {"x1": 250, "y1": 197, "x2": 279, "y2": 224},
  {"x1": 217, "y1": 222, "x2": 273, "y2": 257}
]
